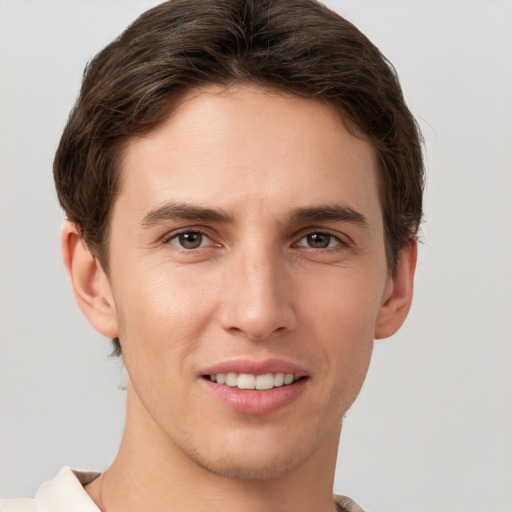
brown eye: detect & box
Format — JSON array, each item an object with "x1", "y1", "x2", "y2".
[
  {"x1": 307, "y1": 233, "x2": 330, "y2": 248},
  {"x1": 170, "y1": 231, "x2": 206, "y2": 249}
]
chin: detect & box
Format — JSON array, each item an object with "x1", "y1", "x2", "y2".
[
  {"x1": 181, "y1": 424, "x2": 333, "y2": 482},
  {"x1": 191, "y1": 448, "x2": 309, "y2": 481},
  {"x1": 174, "y1": 396, "x2": 345, "y2": 481}
]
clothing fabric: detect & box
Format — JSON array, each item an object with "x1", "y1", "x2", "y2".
[
  {"x1": 0, "y1": 468, "x2": 101, "y2": 512},
  {"x1": 1, "y1": 467, "x2": 365, "y2": 512}
]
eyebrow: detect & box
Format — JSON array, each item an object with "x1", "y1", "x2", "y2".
[
  {"x1": 141, "y1": 201, "x2": 370, "y2": 230},
  {"x1": 141, "y1": 202, "x2": 233, "y2": 228},
  {"x1": 289, "y1": 204, "x2": 371, "y2": 230}
]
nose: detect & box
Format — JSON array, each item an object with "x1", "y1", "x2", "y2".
[{"x1": 219, "y1": 246, "x2": 298, "y2": 341}]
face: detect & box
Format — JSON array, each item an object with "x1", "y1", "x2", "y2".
[{"x1": 103, "y1": 85, "x2": 393, "y2": 479}]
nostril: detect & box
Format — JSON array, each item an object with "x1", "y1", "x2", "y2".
[{"x1": 246, "y1": 326, "x2": 286, "y2": 342}]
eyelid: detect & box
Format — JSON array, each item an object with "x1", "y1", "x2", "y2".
[
  {"x1": 162, "y1": 228, "x2": 218, "y2": 249},
  {"x1": 294, "y1": 228, "x2": 352, "y2": 248},
  {"x1": 296, "y1": 234, "x2": 341, "y2": 249},
  {"x1": 159, "y1": 226, "x2": 351, "y2": 251}
]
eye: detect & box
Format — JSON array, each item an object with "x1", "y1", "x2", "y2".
[
  {"x1": 167, "y1": 231, "x2": 211, "y2": 250},
  {"x1": 296, "y1": 232, "x2": 342, "y2": 249}
]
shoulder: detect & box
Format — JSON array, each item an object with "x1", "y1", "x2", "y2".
[
  {"x1": 334, "y1": 494, "x2": 366, "y2": 512},
  {"x1": 1, "y1": 467, "x2": 100, "y2": 512}
]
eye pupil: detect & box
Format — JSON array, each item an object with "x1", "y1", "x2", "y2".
[
  {"x1": 179, "y1": 232, "x2": 202, "y2": 249},
  {"x1": 307, "y1": 233, "x2": 330, "y2": 248}
]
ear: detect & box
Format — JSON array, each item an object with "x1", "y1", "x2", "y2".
[
  {"x1": 61, "y1": 221, "x2": 119, "y2": 338},
  {"x1": 374, "y1": 239, "x2": 417, "y2": 340}
]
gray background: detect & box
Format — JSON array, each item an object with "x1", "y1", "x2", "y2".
[{"x1": 1, "y1": 1, "x2": 511, "y2": 511}]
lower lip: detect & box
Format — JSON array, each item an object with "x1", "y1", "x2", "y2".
[{"x1": 201, "y1": 378, "x2": 308, "y2": 415}]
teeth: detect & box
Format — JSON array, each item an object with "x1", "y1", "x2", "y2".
[
  {"x1": 237, "y1": 373, "x2": 255, "y2": 389},
  {"x1": 273, "y1": 373, "x2": 284, "y2": 387},
  {"x1": 255, "y1": 374, "x2": 274, "y2": 390},
  {"x1": 226, "y1": 372, "x2": 238, "y2": 387},
  {"x1": 209, "y1": 372, "x2": 297, "y2": 390}
]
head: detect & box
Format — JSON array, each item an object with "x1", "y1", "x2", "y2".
[{"x1": 55, "y1": 0, "x2": 423, "y2": 482}]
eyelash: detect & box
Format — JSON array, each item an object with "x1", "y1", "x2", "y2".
[
  {"x1": 163, "y1": 229, "x2": 349, "y2": 252},
  {"x1": 163, "y1": 230, "x2": 214, "y2": 250},
  {"x1": 295, "y1": 231, "x2": 347, "y2": 250}
]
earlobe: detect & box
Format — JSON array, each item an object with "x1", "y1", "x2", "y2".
[
  {"x1": 374, "y1": 239, "x2": 417, "y2": 340},
  {"x1": 61, "y1": 221, "x2": 119, "y2": 338}
]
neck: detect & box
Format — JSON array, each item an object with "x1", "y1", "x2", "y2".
[{"x1": 87, "y1": 385, "x2": 341, "y2": 512}]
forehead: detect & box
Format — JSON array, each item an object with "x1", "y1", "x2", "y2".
[{"x1": 116, "y1": 85, "x2": 381, "y2": 227}]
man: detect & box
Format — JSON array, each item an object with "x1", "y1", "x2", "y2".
[{"x1": 1, "y1": 0, "x2": 423, "y2": 511}]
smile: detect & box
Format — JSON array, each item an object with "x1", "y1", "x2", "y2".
[
  {"x1": 208, "y1": 372, "x2": 297, "y2": 390},
  {"x1": 200, "y1": 359, "x2": 309, "y2": 414}
]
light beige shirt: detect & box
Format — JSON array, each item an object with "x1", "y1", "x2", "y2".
[{"x1": 0, "y1": 467, "x2": 365, "y2": 512}]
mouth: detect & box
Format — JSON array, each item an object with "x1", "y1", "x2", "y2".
[
  {"x1": 204, "y1": 372, "x2": 301, "y2": 390},
  {"x1": 200, "y1": 359, "x2": 309, "y2": 414}
]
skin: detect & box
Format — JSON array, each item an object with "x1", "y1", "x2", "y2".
[{"x1": 63, "y1": 85, "x2": 416, "y2": 512}]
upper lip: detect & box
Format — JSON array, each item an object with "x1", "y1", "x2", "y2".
[{"x1": 200, "y1": 358, "x2": 309, "y2": 378}]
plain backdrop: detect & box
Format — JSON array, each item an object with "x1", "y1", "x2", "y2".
[{"x1": 1, "y1": 1, "x2": 511, "y2": 511}]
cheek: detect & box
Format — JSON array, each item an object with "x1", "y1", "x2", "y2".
[
  {"x1": 303, "y1": 264, "x2": 383, "y2": 334},
  {"x1": 300, "y1": 269, "x2": 381, "y2": 381},
  {"x1": 112, "y1": 262, "x2": 218, "y2": 369},
  {"x1": 112, "y1": 265, "x2": 219, "y2": 427}
]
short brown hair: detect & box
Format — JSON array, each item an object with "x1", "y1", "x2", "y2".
[{"x1": 54, "y1": 0, "x2": 423, "y2": 273}]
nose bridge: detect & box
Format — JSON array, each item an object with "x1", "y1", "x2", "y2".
[{"x1": 220, "y1": 240, "x2": 296, "y2": 340}]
